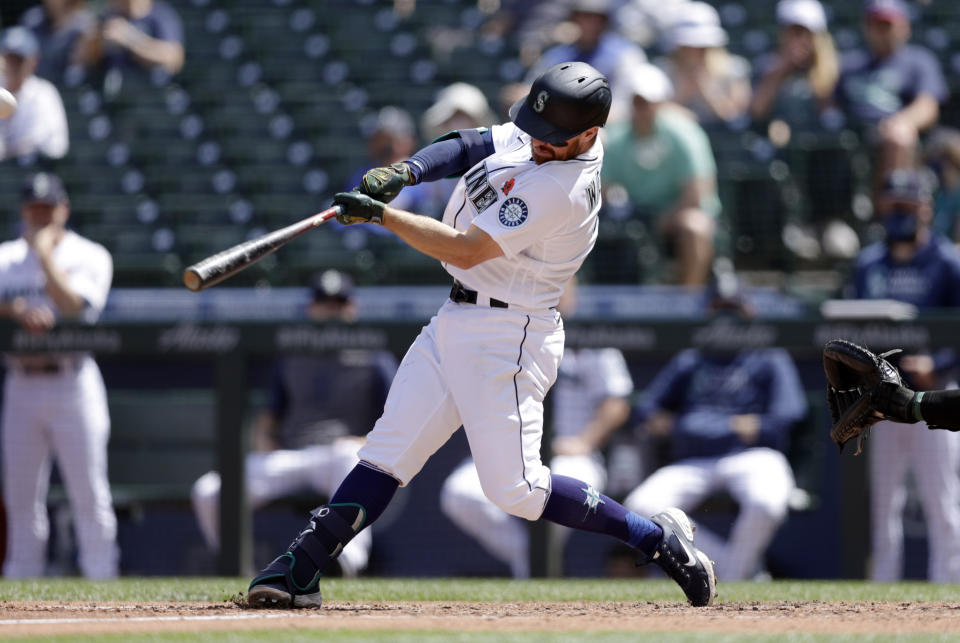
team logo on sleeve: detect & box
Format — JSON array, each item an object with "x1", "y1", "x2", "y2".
[{"x1": 498, "y1": 197, "x2": 528, "y2": 227}]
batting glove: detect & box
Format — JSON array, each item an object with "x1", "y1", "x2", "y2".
[
  {"x1": 360, "y1": 162, "x2": 412, "y2": 203},
  {"x1": 334, "y1": 191, "x2": 385, "y2": 225}
]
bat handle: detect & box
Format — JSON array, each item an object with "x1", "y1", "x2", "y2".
[{"x1": 314, "y1": 204, "x2": 344, "y2": 225}]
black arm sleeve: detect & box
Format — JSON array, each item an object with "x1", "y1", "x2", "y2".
[
  {"x1": 919, "y1": 389, "x2": 960, "y2": 430},
  {"x1": 405, "y1": 128, "x2": 495, "y2": 183}
]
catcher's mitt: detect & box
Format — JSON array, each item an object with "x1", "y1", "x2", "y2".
[{"x1": 823, "y1": 339, "x2": 916, "y2": 454}]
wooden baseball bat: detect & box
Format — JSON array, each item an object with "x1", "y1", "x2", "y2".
[{"x1": 183, "y1": 205, "x2": 343, "y2": 292}]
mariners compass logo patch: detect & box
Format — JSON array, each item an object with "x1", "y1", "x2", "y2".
[{"x1": 498, "y1": 197, "x2": 528, "y2": 227}]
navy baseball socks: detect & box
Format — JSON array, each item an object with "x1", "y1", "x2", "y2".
[
  {"x1": 541, "y1": 475, "x2": 716, "y2": 606},
  {"x1": 247, "y1": 463, "x2": 399, "y2": 609}
]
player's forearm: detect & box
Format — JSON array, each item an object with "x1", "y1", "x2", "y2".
[
  {"x1": 914, "y1": 389, "x2": 960, "y2": 430},
  {"x1": 128, "y1": 37, "x2": 184, "y2": 74},
  {"x1": 382, "y1": 207, "x2": 493, "y2": 269},
  {"x1": 38, "y1": 256, "x2": 86, "y2": 316},
  {"x1": 897, "y1": 94, "x2": 939, "y2": 132},
  {"x1": 406, "y1": 129, "x2": 494, "y2": 184}
]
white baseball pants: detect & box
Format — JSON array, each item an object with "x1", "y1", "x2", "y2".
[
  {"x1": 2, "y1": 357, "x2": 118, "y2": 579},
  {"x1": 191, "y1": 439, "x2": 371, "y2": 576},
  {"x1": 440, "y1": 454, "x2": 605, "y2": 578},
  {"x1": 624, "y1": 447, "x2": 794, "y2": 580},
  {"x1": 869, "y1": 420, "x2": 960, "y2": 582},
  {"x1": 359, "y1": 301, "x2": 564, "y2": 520}
]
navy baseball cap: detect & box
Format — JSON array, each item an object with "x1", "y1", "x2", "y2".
[
  {"x1": 0, "y1": 26, "x2": 39, "y2": 58},
  {"x1": 310, "y1": 270, "x2": 354, "y2": 303},
  {"x1": 509, "y1": 62, "x2": 611, "y2": 144},
  {"x1": 865, "y1": 0, "x2": 910, "y2": 22},
  {"x1": 879, "y1": 168, "x2": 932, "y2": 203},
  {"x1": 21, "y1": 173, "x2": 69, "y2": 205}
]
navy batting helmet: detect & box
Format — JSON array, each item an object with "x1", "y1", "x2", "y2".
[{"x1": 509, "y1": 62, "x2": 611, "y2": 145}]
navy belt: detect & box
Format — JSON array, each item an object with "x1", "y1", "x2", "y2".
[{"x1": 450, "y1": 280, "x2": 509, "y2": 309}]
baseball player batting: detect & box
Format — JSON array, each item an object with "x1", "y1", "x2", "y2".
[{"x1": 246, "y1": 62, "x2": 716, "y2": 609}]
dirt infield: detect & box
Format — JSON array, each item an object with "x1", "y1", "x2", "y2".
[{"x1": 2, "y1": 600, "x2": 960, "y2": 636}]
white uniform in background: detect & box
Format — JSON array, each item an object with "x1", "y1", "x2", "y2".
[
  {"x1": 869, "y1": 419, "x2": 960, "y2": 583},
  {"x1": 358, "y1": 121, "x2": 603, "y2": 522},
  {"x1": 441, "y1": 347, "x2": 633, "y2": 577},
  {"x1": 0, "y1": 74, "x2": 69, "y2": 160},
  {"x1": 0, "y1": 231, "x2": 116, "y2": 578}
]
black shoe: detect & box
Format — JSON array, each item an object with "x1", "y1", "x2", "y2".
[
  {"x1": 647, "y1": 508, "x2": 717, "y2": 607},
  {"x1": 247, "y1": 552, "x2": 323, "y2": 609}
]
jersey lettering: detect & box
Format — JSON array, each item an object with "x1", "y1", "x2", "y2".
[
  {"x1": 463, "y1": 163, "x2": 498, "y2": 213},
  {"x1": 585, "y1": 172, "x2": 601, "y2": 213}
]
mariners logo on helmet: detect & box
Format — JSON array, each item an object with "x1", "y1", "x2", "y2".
[
  {"x1": 533, "y1": 91, "x2": 549, "y2": 113},
  {"x1": 499, "y1": 197, "x2": 528, "y2": 227}
]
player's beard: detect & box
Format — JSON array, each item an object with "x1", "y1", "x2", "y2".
[
  {"x1": 530, "y1": 141, "x2": 557, "y2": 164},
  {"x1": 531, "y1": 140, "x2": 570, "y2": 164}
]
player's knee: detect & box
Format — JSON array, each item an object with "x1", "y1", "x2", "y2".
[
  {"x1": 191, "y1": 471, "x2": 220, "y2": 509},
  {"x1": 482, "y1": 485, "x2": 547, "y2": 521},
  {"x1": 439, "y1": 477, "x2": 463, "y2": 520},
  {"x1": 739, "y1": 496, "x2": 789, "y2": 524}
]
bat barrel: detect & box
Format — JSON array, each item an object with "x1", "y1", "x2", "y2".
[{"x1": 183, "y1": 205, "x2": 341, "y2": 291}]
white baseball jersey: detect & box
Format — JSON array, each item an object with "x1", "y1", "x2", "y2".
[
  {"x1": 552, "y1": 348, "x2": 633, "y2": 438},
  {"x1": 442, "y1": 122, "x2": 602, "y2": 310},
  {"x1": 359, "y1": 124, "x2": 605, "y2": 522},
  {"x1": 0, "y1": 232, "x2": 111, "y2": 319},
  {"x1": 0, "y1": 230, "x2": 117, "y2": 579},
  {"x1": 0, "y1": 75, "x2": 69, "y2": 160}
]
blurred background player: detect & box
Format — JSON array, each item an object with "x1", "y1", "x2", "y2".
[
  {"x1": 600, "y1": 63, "x2": 720, "y2": 286},
  {"x1": 624, "y1": 277, "x2": 807, "y2": 580},
  {"x1": 848, "y1": 168, "x2": 960, "y2": 582},
  {"x1": 0, "y1": 172, "x2": 116, "y2": 578},
  {"x1": 0, "y1": 26, "x2": 69, "y2": 161},
  {"x1": 440, "y1": 277, "x2": 633, "y2": 577},
  {"x1": 191, "y1": 270, "x2": 396, "y2": 577}
]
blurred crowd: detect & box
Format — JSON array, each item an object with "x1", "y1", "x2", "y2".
[{"x1": 0, "y1": 0, "x2": 958, "y2": 289}]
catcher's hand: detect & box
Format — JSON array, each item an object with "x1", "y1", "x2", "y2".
[
  {"x1": 360, "y1": 163, "x2": 411, "y2": 203},
  {"x1": 823, "y1": 339, "x2": 917, "y2": 454},
  {"x1": 333, "y1": 191, "x2": 386, "y2": 225}
]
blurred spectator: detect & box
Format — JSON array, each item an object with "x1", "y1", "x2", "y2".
[
  {"x1": 73, "y1": 0, "x2": 184, "y2": 77},
  {"x1": 0, "y1": 173, "x2": 117, "y2": 578},
  {"x1": 835, "y1": 0, "x2": 947, "y2": 191},
  {"x1": 342, "y1": 106, "x2": 440, "y2": 224},
  {"x1": 498, "y1": 82, "x2": 530, "y2": 121},
  {"x1": 440, "y1": 278, "x2": 633, "y2": 577},
  {"x1": 526, "y1": 0, "x2": 647, "y2": 124},
  {"x1": 658, "y1": 1, "x2": 751, "y2": 127},
  {"x1": 0, "y1": 26, "x2": 69, "y2": 161},
  {"x1": 849, "y1": 168, "x2": 960, "y2": 583},
  {"x1": 421, "y1": 82, "x2": 497, "y2": 143},
  {"x1": 924, "y1": 127, "x2": 960, "y2": 244},
  {"x1": 19, "y1": 0, "x2": 95, "y2": 82},
  {"x1": 750, "y1": 0, "x2": 839, "y2": 134},
  {"x1": 623, "y1": 282, "x2": 806, "y2": 581},
  {"x1": 601, "y1": 63, "x2": 720, "y2": 286},
  {"x1": 417, "y1": 83, "x2": 498, "y2": 218},
  {"x1": 191, "y1": 270, "x2": 397, "y2": 577}
]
